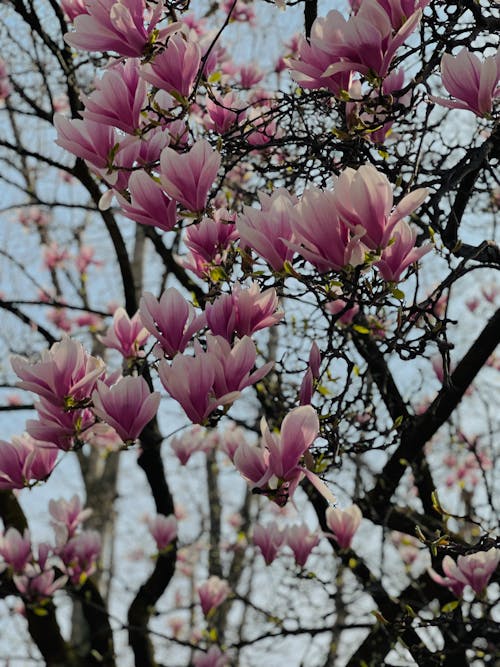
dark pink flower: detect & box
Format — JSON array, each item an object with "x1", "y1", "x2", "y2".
[
  {"x1": 98, "y1": 307, "x2": 149, "y2": 359},
  {"x1": 253, "y1": 522, "x2": 284, "y2": 565}
]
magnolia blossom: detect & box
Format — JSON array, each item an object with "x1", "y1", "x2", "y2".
[
  {"x1": 160, "y1": 139, "x2": 221, "y2": 212},
  {"x1": 117, "y1": 171, "x2": 177, "y2": 233},
  {"x1": 0, "y1": 528, "x2": 32, "y2": 573},
  {"x1": 335, "y1": 165, "x2": 428, "y2": 251},
  {"x1": 49, "y1": 496, "x2": 92, "y2": 542},
  {"x1": 206, "y1": 92, "x2": 246, "y2": 134},
  {"x1": 430, "y1": 48, "x2": 500, "y2": 117},
  {"x1": 0, "y1": 434, "x2": 58, "y2": 490},
  {"x1": 14, "y1": 567, "x2": 68, "y2": 600},
  {"x1": 236, "y1": 189, "x2": 297, "y2": 271},
  {"x1": 193, "y1": 646, "x2": 229, "y2": 667},
  {"x1": 81, "y1": 58, "x2": 146, "y2": 134},
  {"x1": 12, "y1": 337, "x2": 105, "y2": 408},
  {"x1": 198, "y1": 576, "x2": 231, "y2": 616},
  {"x1": 234, "y1": 405, "x2": 335, "y2": 506},
  {"x1": 181, "y1": 214, "x2": 238, "y2": 277},
  {"x1": 205, "y1": 282, "x2": 284, "y2": 341},
  {"x1": 139, "y1": 288, "x2": 206, "y2": 358},
  {"x1": 325, "y1": 505, "x2": 362, "y2": 549},
  {"x1": 429, "y1": 548, "x2": 500, "y2": 598},
  {"x1": 285, "y1": 523, "x2": 321, "y2": 567},
  {"x1": 91, "y1": 376, "x2": 160, "y2": 442},
  {"x1": 64, "y1": 0, "x2": 179, "y2": 57},
  {"x1": 147, "y1": 514, "x2": 177, "y2": 551},
  {"x1": 375, "y1": 220, "x2": 431, "y2": 282},
  {"x1": 141, "y1": 33, "x2": 201, "y2": 97},
  {"x1": 98, "y1": 307, "x2": 150, "y2": 359},
  {"x1": 253, "y1": 522, "x2": 285, "y2": 565},
  {"x1": 57, "y1": 530, "x2": 101, "y2": 585}
]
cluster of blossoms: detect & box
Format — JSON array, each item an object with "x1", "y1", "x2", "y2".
[{"x1": 0, "y1": 496, "x2": 99, "y2": 603}]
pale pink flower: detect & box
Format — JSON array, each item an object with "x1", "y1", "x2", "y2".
[
  {"x1": 60, "y1": 0, "x2": 89, "y2": 21},
  {"x1": 160, "y1": 139, "x2": 221, "y2": 212},
  {"x1": 430, "y1": 549, "x2": 500, "y2": 598},
  {"x1": 158, "y1": 347, "x2": 238, "y2": 425},
  {"x1": 193, "y1": 646, "x2": 229, "y2": 667},
  {"x1": 206, "y1": 335, "x2": 273, "y2": 396},
  {"x1": 139, "y1": 288, "x2": 206, "y2": 358},
  {"x1": 430, "y1": 48, "x2": 500, "y2": 117},
  {"x1": 285, "y1": 523, "x2": 320, "y2": 567},
  {"x1": 49, "y1": 495, "x2": 92, "y2": 541},
  {"x1": 27, "y1": 400, "x2": 94, "y2": 451},
  {"x1": 98, "y1": 307, "x2": 149, "y2": 359},
  {"x1": 14, "y1": 567, "x2": 68, "y2": 600},
  {"x1": 325, "y1": 505, "x2": 362, "y2": 550},
  {"x1": 291, "y1": 187, "x2": 366, "y2": 272},
  {"x1": 375, "y1": 220, "x2": 432, "y2": 281},
  {"x1": 116, "y1": 171, "x2": 177, "y2": 232},
  {"x1": 170, "y1": 426, "x2": 211, "y2": 465},
  {"x1": 43, "y1": 242, "x2": 70, "y2": 270},
  {"x1": 91, "y1": 376, "x2": 160, "y2": 442},
  {"x1": 64, "y1": 0, "x2": 177, "y2": 57},
  {"x1": 236, "y1": 189, "x2": 297, "y2": 271},
  {"x1": 54, "y1": 114, "x2": 116, "y2": 171},
  {"x1": 239, "y1": 64, "x2": 263, "y2": 88},
  {"x1": 147, "y1": 514, "x2": 177, "y2": 551},
  {"x1": 0, "y1": 529, "x2": 32, "y2": 573},
  {"x1": 234, "y1": 406, "x2": 335, "y2": 506},
  {"x1": 141, "y1": 33, "x2": 201, "y2": 97},
  {"x1": 206, "y1": 92, "x2": 246, "y2": 134},
  {"x1": 75, "y1": 246, "x2": 102, "y2": 274},
  {"x1": 181, "y1": 214, "x2": 238, "y2": 277},
  {"x1": 325, "y1": 294, "x2": 360, "y2": 324},
  {"x1": 197, "y1": 576, "x2": 231, "y2": 616},
  {"x1": 0, "y1": 434, "x2": 58, "y2": 490},
  {"x1": 81, "y1": 58, "x2": 147, "y2": 134},
  {"x1": 205, "y1": 282, "x2": 284, "y2": 341},
  {"x1": 57, "y1": 530, "x2": 101, "y2": 585},
  {"x1": 11, "y1": 337, "x2": 105, "y2": 408},
  {"x1": 253, "y1": 522, "x2": 285, "y2": 565},
  {"x1": 334, "y1": 165, "x2": 428, "y2": 250}
]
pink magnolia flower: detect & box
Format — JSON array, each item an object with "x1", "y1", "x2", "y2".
[
  {"x1": 54, "y1": 114, "x2": 116, "y2": 171},
  {"x1": 291, "y1": 187, "x2": 366, "y2": 272},
  {"x1": 0, "y1": 434, "x2": 58, "y2": 490},
  {"x1": 91, "y1": 377, "x2": 160, "y2": 442},
  {"x1": 43, "y1": 242, "x2": 70, "y2": 270},
  {"x1": 198, "y1": 576, "x2": 231, "y2": 616},
  {"x1": 170, "y1": 426, "x2": 213, "y2": 464},
  {"x1": 325, "y1": 292, "x2": 360, "y2": 324},
  {"x1": 81, "y1": 58, "x2": 146, "y2": 134},
  {"x1": 14, "y1": 567, "x2": 68, "y2": 600},
  {"x1": 60, "y1": 0, "x2": 89, "y2": 21},
  {"x1": 325, "y1": 505, "x2": 362, "y2": 550},
  {"x1": 57, "y1": 530, "x2": 101, "y2": 585},
  {"x1": 181, "y1": 214, "x2": 238, "y2": 277},
  {"x1": 334, "y1": 164, "x2": 428, "y2": 251},
  {"x1": 205, "y1": 282, "x2": 284, "y2": 341},
  {"x1": 11, "y1": 337, "x2": 105, "y2": 408},
  {"x1": 147, "y1": 514, "x2": 177, "y2": 551},
  {"x1": 49, "y1": 495, "x2": 92, "y2": 542},
  {"x1": 372, "y1": 0, "x2": 430, "y2": 30},
  {"x1": 193, "y1": 646, "x2": 229, "y2": 667},
  {"x1": 139, "y1": 288, "x2": 206, "y2": 358},
  {"x1": 206, "y1": 335, "x2": 273, "y2": 396},
  {"x1": 285, "y1": 523, "x2": 320, "y2": 567},
  {"x1": 98, "y1": 307, "x2": 150, "y2": 359},
  {"x1": 160, "y1": 139, "x2": 221, "y2": 213},
  {"x1": 375, "y1": 220, "x2": 432, "y2": 282},
  {"x1": 299, "y1": 368, "x2": 314, "y2": 405},
  {"x1": 206, "y1": 92, "x2": 246, "y2": 134},
  {"x1": 430, "y1": 549, "x2": 500, "y2": 598},
  {"x1": 0, "y1": 528, "x2": 32, "y2": 573},
  {"x1": 234, "y1": 406, "x2": 335, "y2": 506},
  {"x1": 141, "y1": 33, "x2": 201, "y2": 98},
  {"x1": 116, "y1": 171, "x2": 177, "y2": 233},
  {"x1": 64, "y1": 0, "x2": 178, "y2": 57},
  {"x1": 27, "y1": 400, "x2": 94, "y2": 451},
  {"x1": 253, "y1": 522, "x2": 285, "y2": 565},
  {"x1": 158, "y1": 346, "x2": 238, "y2": 425},
  {"x1": 236, "y1": 189, "x2": 297, "y2": 271},
  {"x1": 75, "y1": 246, "x2": 102, "y2": 274},
  {"x1": 430, "y1": 48, "x2": 500, "y2": 117}
]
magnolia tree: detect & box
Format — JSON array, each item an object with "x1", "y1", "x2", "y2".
[{"x1": 0, "y1": 0, "x2": 499, "y2": 665}]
